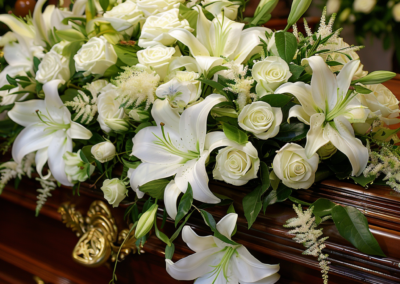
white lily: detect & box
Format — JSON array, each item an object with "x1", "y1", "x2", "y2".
[
  {"x1": 166, "y1": 213, "x2": 280, "y2": 284},
  {"x1": 275, "y1": 56, "x2": 369, "y2": 176},
  {"x1": 8, "y1": 80, "x2": 92, "y2": 186},
  {"x1": 131, "y1": 94, "x2": 257, "y2": 216},
  {"x1": 168, "y1": 6, "x2": 270, "y2": 73}
]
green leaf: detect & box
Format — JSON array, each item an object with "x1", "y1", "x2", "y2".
[
  {"x1": 222, "y1": 123, "x2": 248, "y2": 145},
  {"x1": 62, "y1": 16, "x2": 86, "y2": 25},
  {"x1": 56, "y1": 29, "x2": 86, "y2": 42},
  {"x1": 0, "y1": 84, "x2": 17, "y2": 91},
  {"x1": 288, "y1": 64, "x2": 305, "y2": 82},
  {"x1": 351, "y1": 175, "x2": 376, "y2": 187},
  {"x1": 154, "y1": 220, "x2": 171, "y2": 246},
  {"x1": 79, "y1": 150, "x2": 90, "y2": 164},
  {"x1": 178, "y1": 4, "x2": 198, "y2": 30},
  {"x1": 354, "y1": 85, "x2": 372, "y2": 94},
  {"x1": 243, "y1": 185, "x2": 263, "y2": 229},
  {"x1": 200, "y1": 209, "x2": 239, "y2": 245},
  {"x1": 33, "y1": 57, "x2": 41, "y2": 74},
  {"x1": 331, "y1": 205, "x2": 386, "y2": 257},
  {"x1": 139, "y1": 179, "x2": 170, "y2": 200},
  {"x1": 103, "y1": 64, "x2": 123, "y2": 78},
  {"x1": 122, "y1": 159, "x2": 140, "y2": 169},
  {"x1": 170, "y1": 210, "x2": 194, "y2": 242},
  {"x1": 259, "y1": 94, "x2": 292, "y2": 107},
  {"x1": 227, "y1": 204, "x2": 237, "y2": 236},
  {"x1": 207, "y1": 66, "x2": 229, "y2": 79},
  {"x1": 113, "y1": 45, "x2": 140, "y2": 66},
  {"x1": 99, "y1": 0, "x2": 110, "y2": 12},
  {"x1": 175, "y1": 183, "x2": 193, "y2": 226},
  {"x1": 198, "y1": 78, "x2": 228, "y2": 98},
  {"x1": 312, "y1": 198, "x2": 337, "y2": 218},
  {"x1": 165, "y1": 243, "x2": 175, "y2": 260},
  {"x1": 81, "y1": 145, "x2": 95, "y2": 163},
  {"x1": 260, "y1": 161, "x2": 270, "y2": 192},
  {"x1": 326, "y1": 61, "x2": 343, "y2": 66},
  {"x1": 62, "y1": 41, "x2": 83, "y2": 76},
  {"x1": 289, "y1": 196, "x2": 312, "y2": 206},
  {"x1": 275, "y1": 122, "x2": 309, "y2": 142},
  {"x1": 276, "y1": 183, "x2": 292, "y2": 202},
  {"x1": 86, "y1": 0, "x2": 97, "y2": 21},
  {"x1": 275, "y1": 32, "x2": 298, "y2": 63}
]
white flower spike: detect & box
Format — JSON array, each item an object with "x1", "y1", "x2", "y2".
[
  {"x1": 166, "y1": 213, "x2": 280, "y2": 284},
  {"x1": 275, "y1": 56, "x2": 369, "y2": 176},
  {"x1": 8, "y1": 80, "x2": 92, "y2": 186}
]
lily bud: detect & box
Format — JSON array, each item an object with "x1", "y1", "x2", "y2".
[
  {"x1": 353, "y1": 71, "x2": 396, "y2": 85},
  {"x1": 285, "y1": 0, "x2": 312, "y2": 31},
  {"x1": 105, "y1": 118, "x2": 130, "y2": 133},
  {"x1": 135, "y1": 204, "x2": 158, "y2": 239},
  {"x1": 91, "y1": 141, "x2": 116, "y2": 163},
  {"x1": 253, "y1": 0, "x2": 278, "y2": 25},
  {"x1": 63, "y1": 150, "x2": 95, "y2": 183},
  {"x1": 129, "y1": 108, "x2": 150, "y2": 122}
]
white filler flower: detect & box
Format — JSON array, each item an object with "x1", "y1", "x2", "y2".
[{"x1": 166, "y1": 213, "x2": 280, "y2": 284}]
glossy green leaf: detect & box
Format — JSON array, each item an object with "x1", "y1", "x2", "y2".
[
  {"x1": 288, "y1": 63, "x2": 305, "y2": 82},
  {"x1": 222, "y1": 123, "x2": 248, "y2": 145},
  {"x1": 351, "y1": 175, "x2": 376, "y2": 187},
  {"x1": 312, "y1": 198, "x2": 337, "y2": 218},
  {"x1": 260, "y1": 161, "x2": 270, "y2": 192},
  {"x1": 259, "y1": 94, "x2": 292, "y2": 107},
  {"x1": 99, "y1": 0, "x2": 110, "y2": 12},
  {"x1": 200, "y1": 209, "x2": 239, "y2": 245},
  {"x1": 354, "y1": 85, "x2": 372, "y2": 94},
  {"x1": 243, "y1": 186, "x2": 263, "y2": 229},
  {"x1": 82, "y1": 145, "x2": 95, "y2": 163},
  {"x1": 275, "y1": 32, "x2": 298, "y2": 63},
  {"x1": 175, "y1": 183, "x2": 193, "y2": 226},
  {"x1": 331, "y1": 205, "x2": 386, "y2": 257},
  {"x1": 113, "y1": 45, "x2": 140, "y2": 66},
  {"x1": 165, "y1": 243, "x2": 175, "y2": 260},
  {"x1": 139, "y1": 179, "x2": 170, "y2": 200},
  {"x1": 154, "y1": 220, "x2": 171, "y2": 246},
  {"x1": 207, "y1": 65, "x2": 229, "y2": 79},
  {"x1": 275, "y1": 122, "x2": 309, "y2": 142}
]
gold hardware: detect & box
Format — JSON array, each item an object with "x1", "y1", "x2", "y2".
[
  {"x1": 33, "y1": 276, "x2": 45, "y2": 284},
  {"x1": 58, "y1": 200, "x2": 137, "y2": 267}
]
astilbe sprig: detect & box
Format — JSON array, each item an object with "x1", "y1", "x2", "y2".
[
  {"x1": 35, "y1": 177, "x2": 57, "y2": 216},
  {"x1": 0, "y1": 153, "x2": 35, "y2": 194},
  {"x1": 284, "y1": 204, "x2": 330, "y2": 284}
]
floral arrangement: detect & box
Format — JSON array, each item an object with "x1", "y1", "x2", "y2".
[
  {"x1": 324, "y1": 0, "x2": 400, "y2": 63},
  {"x1": 0, "y1": 0, "x2": 399, "y2": 283}
]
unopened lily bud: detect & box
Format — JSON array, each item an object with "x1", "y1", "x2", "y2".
[
  {"x1": 353, "y1": 71, "x2": 396, "y2": 85},
  {"x1": 317, "y1": 142, "x2": 337, "y2": 160},
  {"x1": 63, "y1": 150, "x2": 95, "y2": 183},
  {"x1": 285, "y1": 0, "x2": 312, "y2": 31},
  {"x1": 101, "y1": 178, "x2": 127, "y2": 207},
  {"x1": 255, "y1": 0, "x2": 279, "y2": 18},
  {"x1": 129, "y1": 108, "x2": 150, "y2": 122},
  {"x1": 91, "y1": 141, "x2": 116, "y2": 163},
  {"x1": 105, "y1": 118, "x2": 130, "y2": 133},
  {"x1": 135, "y1": 204, "x2": 158, "y2": 239},
  {"x1": 211, "y1": 107, "x2": 238, "y2": 118}
]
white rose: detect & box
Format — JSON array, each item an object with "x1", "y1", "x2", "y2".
[
  {"x1": 137, "y1": 0, "x2": 185, "y2": 17},
  {"x1": 202, "y1": 0, "x2": 239, "y2": 20},
  {"x1": 393, "y1": 3, "x2": 400, "y2": 21},
  {"x1": 137, "y1": 45, "x2": 176, "y2": 79},
  {"x1": 213, "y1": 142, "x2": 260, "y2": 186},
  {"x1": 74, "y1": 36, "x2": 118, "y2": 76},
  {"x1": 252, "y1": 56, "x2": 292, "y2": 96},
  {"x1": 353, "y1": 0, "x2": 376, "y2": 14},
  {"x1": 273, "y1": 143, "x2": 319, "y2": 189},
  {"x1": 97, "y1": 84, "x2": 129, "y2": 133},
  {"x1": 326, "y1": 0, "x2": 341, "y2": 14},
  {"x1": 63, "y1": 150, "x2": 95, "y2": 183},
  {"x1": 101, "y1": 178, "x2": 127, "y2": 207},
  {"x1": 357, "y1": 84, "x2": 400, "y2": 125},
  {"x1": 91, "y1": 141, "x2": 116, "y2": 163},
  {"x1": 104, "y1": 0, "x2": 144, "y2": 25},
  {"x1": 36, "y1": 42, "x2": 70, "y2": 84},
  {"x1": 238, "y1": 101, "x2": 283, "y2": 140},
  {"x1": 138, "y1": 8, "x2": 193, "y2": 48}
]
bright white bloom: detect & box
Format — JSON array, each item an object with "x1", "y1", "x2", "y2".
[
  {"x1": 36, "y1": 42, "x2": 70, "y2": 84},
  {"x1": 97, "y1": 84, "x2": 129, "y2": 133},
  {"x1": 167, "y1": 70, "x2": 201, "y2": 102},
  {"x1": 137, "y1": 45, "x2": 176, "y2": 80},
  {"x1": 156, "y1": 79, "x2": 193, "y2": 111},
  {"x1": 91, "y1": 141, "x2": 116, "y2": 163},
  {"x1": 393, "y1": 3, "x2": 400, "y2": 22},
  {"x1": 101, "y1": 178, "x2": 127, "y2": 207},
  {"x1": 273, "y1": 143, "x2": 319, "y2": 189},
  {"x1": 169, "y1": 6, "x2": 270, "y2": 73},
  {"x1": 137, "y1": 0, "x2": 186, "y2": 17},
  {"x1": 166, "y1": 213, "x2": 280, "y2": 284},
  {"x1": 8, "y1": 80, "x2": 92, "y2": 186},
  {"x1": 63, "y1": 150, "x2": 95, "y2": 183},
  {"x1": 357, "y1": 84, "x2": 400, "y2": 125},
  {"x1": 103, "y1": 0, "x2": 144, "y2": 27},
  {"x1": 138, "y1": 8, "x2": 193, "y2": 48},
  {"x1": 353, "y1": 0, "x2": 376, "y2": 14},
  {"x1": 252, "y1": 56, "x2": 292, "y2": 96},
  {"x1": 326, "y1": 0, "x2": 341, "y2": 14},
  {"x1": 238, "y1": 101, "x2": 283, "y2": 140},
  {"x1": 213, "y1": 142, "x2": 260, "y2": 186},
  {"x1": 276, "y1": 56, "x2": 369, "y2": 176},
  {"x1": 131, "y1": 94, "x2": 248, "y2": 210},
  {"x1": 74, "y1": 36, "x2": 118, "y2": 76},
  {"x1": 202, "y1": 0, "x2": 240, "y2": 20}
]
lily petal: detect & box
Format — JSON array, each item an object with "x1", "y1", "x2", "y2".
[
  {"x1": 275, "y1": 82, "x2": 316, "y2": 117},
  {"x1": 231, "y1": 246, "x2": 280, "y2": 283},
  {"x1": 305, "y1": 113, "x2": 329, "y2": 158},
  {"x1": 43, "y1": 80, "x2": 67, "y2": 123},
  {"x1": 337, "y1": 60, "x2": 361, "y2": 99},
  {"x1": 130, "y1": 163, "x2": 182, "y2": 198},
  {"x1": 182, "y1": 226, "x2": 216, "y2": 253},
  {"x1": 47, "y1": 131, "x2": 73, "y2": 186},
  {"x1": 240, "y1": 273, "x2": 280, "y2": 284},
  {"x1": 0, "y1": 15, "x2": 35, "y2": 39},
  {"x1": 175, "y1": 152, "x2": 221, "y2": 204},
  {"x1": 169, "y1": 56, "x2": 200, "y2": 74},
  {"x1": 35, "y1": 147, "x2": 51, "y2": 180},
  {"x1": 164, "y1": 180, "x2": 181, "y2": 220},
  {"x1": 169, "y1": 28, "x2": 210, "y2": 57},
  {"x1": 233, "y1": 27, "x2": 270, "y2": 64},
  {"x1": 195, "y1": 56, "x2": 224, "y2": 74},
  {"x1": 303, "y1": 56, "x2": 337, "y2": 112},
  {"x1": 12, "y1": 124, "x2": 53, "y2": 163},
  {"x1": 194, "y1": 6, "x2": 212, "y2": 53},
  {"x1": 69, "y1": 122, "x2": 92, "y2": 140},
  {"x1": 151, "y1": 99, "x2": 180, "y2": 134},
  {"x1": 288, "y1": 105, "x2": 311, "y2": 125},
  {"x1": 8, "y1": 100, "x2": 46, "y2": 127},
  {"x1": 33, "y1": 0, "x2": 49, "y2": 46},
  {"x1": 327, "y1": 116, "x2": 369, "y2": 176},
  {"x1": 180, "y1": 94, "x2": 226, "y2": 153},
  {"x1": 216, "y1": 213, "x2": 238, "y2": 239}
]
